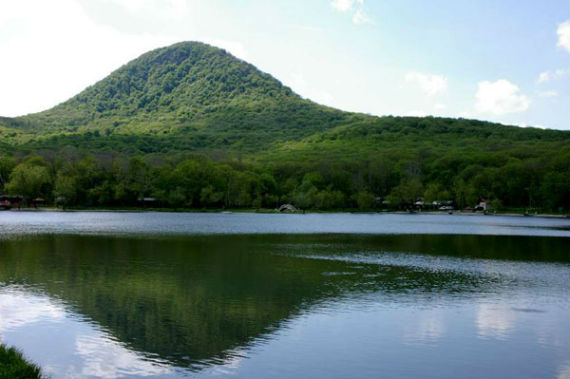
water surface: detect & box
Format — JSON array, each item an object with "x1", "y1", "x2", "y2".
[
  {"x1": 0, "y1": 212, "x2": 568, "y2": 378},
  {"x1": 1, "y1": 211, "x2": 568, "y2": 237}
]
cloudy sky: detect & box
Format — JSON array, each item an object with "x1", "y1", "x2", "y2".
[{"x1": 1, "y1": 0, "x2": 568, "y2": 130}]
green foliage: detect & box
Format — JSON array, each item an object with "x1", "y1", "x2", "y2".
[
  {"x1": 0, "y1": 42, "x2": 567, "y2": 212},
  {"x1": 490, "y1": 198, "x2": 503, "y2": 211},
  {"x1": 5, "y1": 41, "x2": 355, "y2": 153},
  {"x1": 388, "y1": 178, "x2": 424, "y2": 205},
  {"x1": 354, "y1": 190, "x2": 376, "y2": 210},
  {"x1": 0, "y1": 147, "x2": 564, "y2": 211},
  {"x1": 0, "y1": 156, "x2": 15, "y2": 188},
  {"x1": 4, "y1": 156, "x2": 51, "y2": 199},
  {"x1": 54, "y1": 173, "x2": 78, "y2": 205},
  {"x1": 0, "y1": 345, "x2": 42, "y2": 379}
]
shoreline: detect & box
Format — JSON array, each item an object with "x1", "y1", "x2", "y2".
[
  {"x1": 0, "y1": 344, "x2": 42, "y2": 379},
  {"x1": 2, "y1": 207, "x2": 569, "y2": 219}
]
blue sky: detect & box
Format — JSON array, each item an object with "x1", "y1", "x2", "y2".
[{"x1": 0, "y1": 0, "x2": 568, "y2": 129}]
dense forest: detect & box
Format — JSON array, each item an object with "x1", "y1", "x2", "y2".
[
  {"x1": 0, "y1": 42, "x2": 568, "y2": 212},
  {"x1": 1, "y1": 143, "x2": 567, "y2": 212}
]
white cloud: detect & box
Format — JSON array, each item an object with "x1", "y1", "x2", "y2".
[
  {"x1": 537, "y1": 71, "x2": 550, "y2": 83},
  {"x1": 0, "y1": 0, "x2": 178, "y2": 117},
  {"x1": 405, "y1": 72, "x2": 448, "y2": 96},
  {"x1": 288, "y1": 73, "x2": 334, "y2": 105},
  {"x1": 96, "y1": 0, "x2": 191, "y2": 18},
  {"x1": 331, "y1": 0, "x2": 370, "y2": 24},
  {"x1": 206, "y1": 39, "x2": 248, "y2": 60},
  {"x1": 330, "y1": 0, "x2": 354, "y2": 12},
  {"x1": 0, "y1": 1, "x2": 248, "y2": 117},
  {"x1": 352, "y1": 9, "x2": 371, "y2": 24},
  {"x1": 509, "y1": 122, "x2": 548, "y2": 129},
  {"x1": 474, "y1": 79, "x2": 530, "y2": 115},
  {"x1": 405, "y1": 110, "x2": 428, "y2": 117},
  {"x1": 557, "y1": 20, "x2": 570, "y2": 53},
  {"x1": 536, "y1": 68, "x2": 568, "y2": 83},
  {"x1": 538, "y1": 90, "x2": 558, "y2": 98},
  {"x1": 434, "y1": 103, "x2": 446, "y2": 111},
  {"x1": 101, "y1": 0, "x2": 144, "y2": 12}
]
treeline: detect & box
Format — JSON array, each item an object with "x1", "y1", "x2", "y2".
[{"x1": 0, "y1": 148, "x2": 568, "y2": 212}]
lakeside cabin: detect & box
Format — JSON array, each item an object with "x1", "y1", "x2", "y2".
[
  {"x1": 279, "y1": 204, "x2": 298, "y2": 212},
  {"x1": 476, "y1": 197, "x2": 487, "y2": 211}
]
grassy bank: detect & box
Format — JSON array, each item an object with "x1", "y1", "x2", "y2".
[{"x1": 0, "y1": 344, "x2": 42, "y2": 379}]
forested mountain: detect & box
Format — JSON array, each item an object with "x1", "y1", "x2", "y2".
[
  {"x1": 2, "y1": 41, "x2": 358, "y2": 152},
  {"x1": 0, "y1": 42, "x2": 568, "y2": 212}
]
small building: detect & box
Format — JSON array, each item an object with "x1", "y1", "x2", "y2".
[
  {"x1": 476, "y1": 197, "x2": 487, "y2": 211},
  {"x1": 279, "y1": 204, "x2": 298, "y2": 212}
]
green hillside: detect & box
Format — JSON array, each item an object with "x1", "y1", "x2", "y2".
[
  {"x1": 4, "y1": 41, "x2": 360, "y2": 152},
  {"x1": 0, "y1": 41, "x2": 568, "y2": 212}
]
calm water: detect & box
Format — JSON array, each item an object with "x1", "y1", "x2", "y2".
[{"x1": 0, "y1": 212, "x2": 569, "y2": 378}]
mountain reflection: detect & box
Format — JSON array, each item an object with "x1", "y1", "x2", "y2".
[{"x1": 0, "y1": 234, "x2": 568, "y2": 371}]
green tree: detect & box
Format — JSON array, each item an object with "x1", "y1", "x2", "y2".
[
  {"x1": 5, "y1": 158, "x2": 52, "y2": 200},
  {"x1": 354, "y1": 190, "x2": 376, "y2": 210},
  {"x1": 0, "y1": 156, "x2": 16, "y2": 189},
  {"x1": 388, "y1": 178, "x2": 423, "y2": 206},
  {"x1": 54, "y1": 173, "x2": 78, "y2": 206}
]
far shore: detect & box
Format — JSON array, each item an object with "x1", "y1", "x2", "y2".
[{"x1": 2, "y1": 207, "x2": 569, "y2": 219}]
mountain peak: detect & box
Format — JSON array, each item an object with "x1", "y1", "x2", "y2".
[
  {"x1": 61, "y1": 42, "x2": 280, "y2": 114},
  {"x1": 18, "y1": 40, "x2": 352, "y2": 145}
]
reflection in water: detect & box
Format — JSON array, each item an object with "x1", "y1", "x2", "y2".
[
  {"x1": 402, "y1": 311, "x2": 446, "y2": 345},
  {"x1": 74, "y1": 334, "x2": 171, "y2": 378},
  {"x1": 0, "y1": 233, "x2": 568, "y2": 378},
  {"x1": 557, "y1": 364, "x2": 570, "y2": 379},
  {"x1": 0, "y1": 287, "x2": 65, "y2": 332},
  {"x1": 476, "y1": 303, "x2": 517, "y2": 340},
  {"x1": 0, "y1": 288, "x2": 174, "y2": 378}
]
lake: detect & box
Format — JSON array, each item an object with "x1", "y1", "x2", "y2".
[{"x1": 0, "y1": 211, "x2": 569, "y2": 378}]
